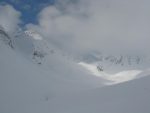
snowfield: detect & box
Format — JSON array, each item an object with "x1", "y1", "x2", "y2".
[
  {"x1": 79, "y1": 62, "x2": 143, "y2": 85},
  {"x1": 0, "y1": 28, "x2": 150, "y2": 113}
]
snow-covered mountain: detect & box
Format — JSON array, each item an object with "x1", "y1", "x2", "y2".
[
  {"x1": 78, "y1": 52, "x2": 150, "y2": 84},
  {"x1": 0, "y1": 26, "x2": 150, "y2": 113},
  {"x1": 81, "y1": 52, "x2": 150, "y2": 71}
]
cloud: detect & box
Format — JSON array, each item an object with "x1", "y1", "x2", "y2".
[
  {"x1": 27, "y1": 0, "x2": 150, "y2": 55},
  {"x1": 0, "y1": 4, "x2": 21, "y2": 34}
]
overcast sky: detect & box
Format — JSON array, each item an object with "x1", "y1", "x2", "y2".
[{"x1": 0, "y1": 0, "x2": 150, "y2": 55}]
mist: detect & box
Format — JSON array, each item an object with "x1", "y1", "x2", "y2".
[{"x1": 27, "y1": 0, "x2": 150, "y2": 56}]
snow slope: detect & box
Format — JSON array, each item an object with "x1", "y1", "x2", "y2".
[
  {"x1": 78, "y1": 52, "x2": 150, "y2": 84},
  {"x1": 0, "y1": 27, "x2": 150, "y2": 113},
  {"x1": 50, "y1": 74, "x2": 150, "y2": 113},
  {"x1": 79, "y1": 62, "x2": 143, "y2": 85},
  {"x1": 0, "y1": 28, "x2": 104, "y2": 113}
]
